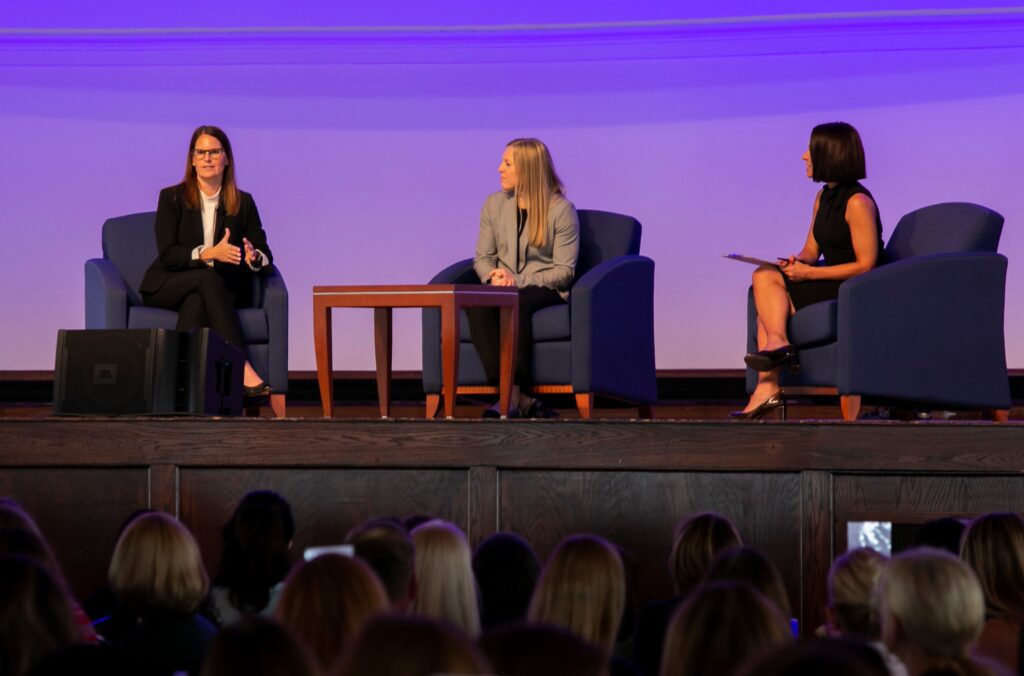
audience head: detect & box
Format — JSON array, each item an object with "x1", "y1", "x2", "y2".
[
  {"x1": 808, "y1": 122, "x2": 867, "y2": 184},
  {"x1": 527, "y1": 534, "x2": 625, "y2": 655},
  {"x1": 668, "y1": 512, "x2": 742, "y2": 596},
  {"x1": 660, "y1": 581, "x2": 792, "y2": 676},
  {"x1": 200, "y1": 616, "x2": 318, "y2": 676},
  {"x1": 0, "y1": 556, "x2": 78, "y2": 676},
  {"x1": 346, "y1": 517, "x2": 415, "y2": 611},
  {"x1": 410, "y1": 519, "x2": 481, "y2": 637},
  {"x1": 337, "y1": 615, "x2": 491, "y2": 676},
  {"x1": 739, "y1": 637, "x2": 890, "y2": 676},
  {"x1": 0, "y1": 527, "x2": 71, "y2": 595},
  {"x1": 472, "y1": 532, "x2": 540, "y2": 630},
  {"x1": 275, "y1": 553, "x2": 387, "y2": 670},
  {"x1": 0, "y1": 498, "x2": 43, "y2": 536},
  {"x1": 108, "y1": 511, "x2": 209, "y2": 615},
  {"x1": 704, "y1": 545, "x2": 792, "y2": 619},
  {"x1": 913, "y1": 517, "x2": 966, "y2": 555},
  {"x1": 826, "y1": 547, "x2": 887, "y2": 639},
  {"x1": 877, "y1": 547, "x2": 985, "y2": 671},
  {"x1": 960, "y1": 512, "x2": 1024, "y2": 624},
  {"x1": 481, "y1": 621, "x2": 609, "y2": 676},
  {"x1": 217, "y1": 490, "x2": 294, "y2": 614}
]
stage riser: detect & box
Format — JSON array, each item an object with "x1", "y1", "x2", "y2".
[{"x1": 3, "y1": 418, "x2": 1024, "y2": 635}]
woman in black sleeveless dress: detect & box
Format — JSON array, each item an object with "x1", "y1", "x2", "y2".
[{"x1": 733, "y1": 122, "x2": 884, "y2": 419}]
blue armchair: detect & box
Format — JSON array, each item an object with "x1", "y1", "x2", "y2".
[
  {"x1": 85, "y1": 212, "x2": 289, "y2": 417},
  {"x1": 746, "y1": 202, "x2": 1010, "y2": 420},
  {"x1": 422, "y1": 210, "x2": 656, "y2": 418}
]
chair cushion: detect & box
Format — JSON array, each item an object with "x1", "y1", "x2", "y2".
[
  {"x1": 788, "y1": 300, "x2": 837, "y2": 348},
  {"x1": 127, "y1": 306, "x2": 269, "y2": 343},
  {"x1": 128, "y1": 306, "x2": 178, "y2": 331},
  {"x1": 532, "y1": 304, "x2": 570, "y2": 341},
  {"x1": 458, "y1": 304, "x2": 570, "y2": 342}
]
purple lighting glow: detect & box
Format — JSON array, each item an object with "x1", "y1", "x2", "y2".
[{"x1": 1, "y1": 4, "x2": 1022, "y2": 373}]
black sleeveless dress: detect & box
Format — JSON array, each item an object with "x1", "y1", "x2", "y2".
[{"x1": 785, "y1": 182, "x2": 883, "y2": 311}]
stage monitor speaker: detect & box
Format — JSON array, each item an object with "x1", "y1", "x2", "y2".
[
  {"x1": 182, "y1": 328, "x2": 244, "y2": 416},
  {"x1": 53, "y1": 329, "x2": 179, "y2": 415}
]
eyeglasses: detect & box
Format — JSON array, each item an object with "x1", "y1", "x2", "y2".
[{"x1": 193, "y1": 148, "x2": 224, "y2": 159}]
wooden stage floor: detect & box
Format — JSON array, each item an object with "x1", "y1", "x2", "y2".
[{"x1": 2, "y1": 405, "x2": 1023, "y2": 637}]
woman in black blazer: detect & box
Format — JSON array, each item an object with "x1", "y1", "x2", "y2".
[{"x1": 140, "y1": 125, "x2": 273, "y2": 401}]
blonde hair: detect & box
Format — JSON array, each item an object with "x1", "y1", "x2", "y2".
[
  {"x1": 877, "y1": 548, "x2": 985, "y2": 666},
  {"x1": 411, "y1": 520, "x2": 481, "y2": 637},
  {"x1": 108, "y1": 511, "x2": 209, "y2": 614},
  {"x1": 961, "y1": 512, "x2": 1024, "y2": 624},
  {"x1": 668, "y1": 512, "x2": 742, "y2": 596},
  {"x1": 828, "y1": 547, "x2": 888, "y2": 638},
  {"x1": 275, "y1": 553, "x2": 388, "y2": 670},
  {"x1": 527, "y1": 534, "x2": 625, "y2": 655},
  {"x1": 506, "y1": 138, "x2": 565, "y2": 249},
  {"x1": 660, "y1": 581, "x2": 792, "y2": 676}
]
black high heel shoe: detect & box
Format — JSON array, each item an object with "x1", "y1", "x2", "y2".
[
  {"x1": 243, "y1": 382, "x2": 271, "y2": 406},
  {"x1": 744, "y1": 345, "x2": 800, "y2": 373},
  {"x1": 729, "y1": 391, "x2": 785, "y2": 420}
]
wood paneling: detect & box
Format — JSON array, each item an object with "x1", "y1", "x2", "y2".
[
  {"x1": 4, "y1": 418, "x2": 1024, "y2": 635},
  {"x1": 178, "y1": 468, "x2": 470, "y2": 577},
  {"x1": 0, "y1": 467, "x2": 148, "y2": 598},
  {"x1": 497, "y1": 470, "x2": 802, "y2": 615}
]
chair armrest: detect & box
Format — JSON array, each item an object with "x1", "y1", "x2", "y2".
[
  {"x1": 85, "y1": 259, "x2": 130, "y2": 329},
  {"x1": 570, "y1": 255, "x2": 657, "y2": 403},
  {"x1": 428, "y1": 258, "x2": 477, "y2": 284},
  {"x1": 422, "y1": 259, "x2": 478, "y2": 392},
  {"x1": 838, "y1": 252, "x2": 1009, "y2": 408},
  {"x1": 260, "y1": 265, "x2": 289, "y2": 393}
]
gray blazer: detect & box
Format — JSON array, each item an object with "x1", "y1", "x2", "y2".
[{"x1": 473, "y1": 191, "x2": 580, "y2": 300}]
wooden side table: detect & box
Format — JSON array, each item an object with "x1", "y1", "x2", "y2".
[{"x1": 312, "y1": 284, "x2": 519, "y2": 419}]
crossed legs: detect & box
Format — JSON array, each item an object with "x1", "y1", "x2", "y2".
[
  {"x1": 743, "y1": 265, "x2": 795, "y2": 413},
  {"x1": 143, "y1": 268, "x2": 264, "y2": 388}
]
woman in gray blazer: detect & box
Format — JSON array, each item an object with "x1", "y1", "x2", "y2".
[{"x1": 469, "y1": 138, "x2": 580, "y2": 418}]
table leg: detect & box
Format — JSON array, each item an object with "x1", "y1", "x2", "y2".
[
  {"x1": 313, "y1": 299, "x2": 334, "y2": 418},
  {"x1": 373, "y1": 307, "x2": 393, "y2": 419},
  {"x1": 498, "y1": 302, "x2": 519, "y2": 418},
  {"x1": 441, "y1": 299, "x2": 460, "y2": 419}
]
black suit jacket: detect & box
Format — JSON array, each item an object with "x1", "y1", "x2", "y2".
[{"x1": 139, "y1": 184, "x2": 273, "y2": 306}]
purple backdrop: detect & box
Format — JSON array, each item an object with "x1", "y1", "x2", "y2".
[{"x1": 2, "y1": 4, "x2": 1022, "y2": 372}]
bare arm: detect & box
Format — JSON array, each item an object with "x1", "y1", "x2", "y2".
[
  {"x1": 781, "y1": 192, "x2": 879, "y2": 282},
  {"x1": 804, "y1": 193, "x2": 879, "y2": 281}
]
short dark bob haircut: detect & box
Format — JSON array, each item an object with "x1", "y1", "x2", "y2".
[{"x1": 809, "y1": 122, "x2": 866, "y2": 184}]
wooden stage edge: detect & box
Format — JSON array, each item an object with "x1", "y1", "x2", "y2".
[{"x1": 3, "y1": 416, "x2": 1024, "y2": 638}]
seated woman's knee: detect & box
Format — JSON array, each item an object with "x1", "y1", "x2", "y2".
[{"x1": 751, "y1": 265, "x2": 782, "y2": 287}]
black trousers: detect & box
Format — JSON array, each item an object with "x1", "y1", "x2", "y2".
[
  {"x1": 142, "y1": 268, "x2": 245, "y2": 350},
  {"x1": 467, "y1": 285, "x2": 565, "y2": 387}
]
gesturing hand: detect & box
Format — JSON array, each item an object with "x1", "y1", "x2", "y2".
[
  {"x1": 243, "y1": 237, "x2": 262, "y2": 269},
  {"x1": 202, "y1": 228, "x2": 241, "y2": 265}
]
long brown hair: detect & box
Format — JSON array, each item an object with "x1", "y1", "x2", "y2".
[
  {"x1": 182, "y1": 124, "x2": 240, "y2": 215},
  {"x1": 668, "y1": 512, "x2": 742, "y2": 596},
  {"x1": 507, "y1": 138, "x2": 565, "y2": 249},
  {"x1": 961, "y1": 512, "x2": 1024, "y2": 624},
  {"x1": 275, "y1": 553, "x2": 387, "y2": 670},
  {"x1": 527, "y1": 534, "x2": 625, "y2": 655},
  {"x1": 661, "y1": 581, "x2": 792, "y2": 676}
]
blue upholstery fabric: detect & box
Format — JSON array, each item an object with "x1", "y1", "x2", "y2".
[
  {"x1": 422, "y1": 210, "x2": 656, "y2": 407},
  {"x1": 745, "y1": 202, "x2": 1009, "y2": 411},
  {"x1": 85, "y1": 212, "x2": 289, "y2": 393}
]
